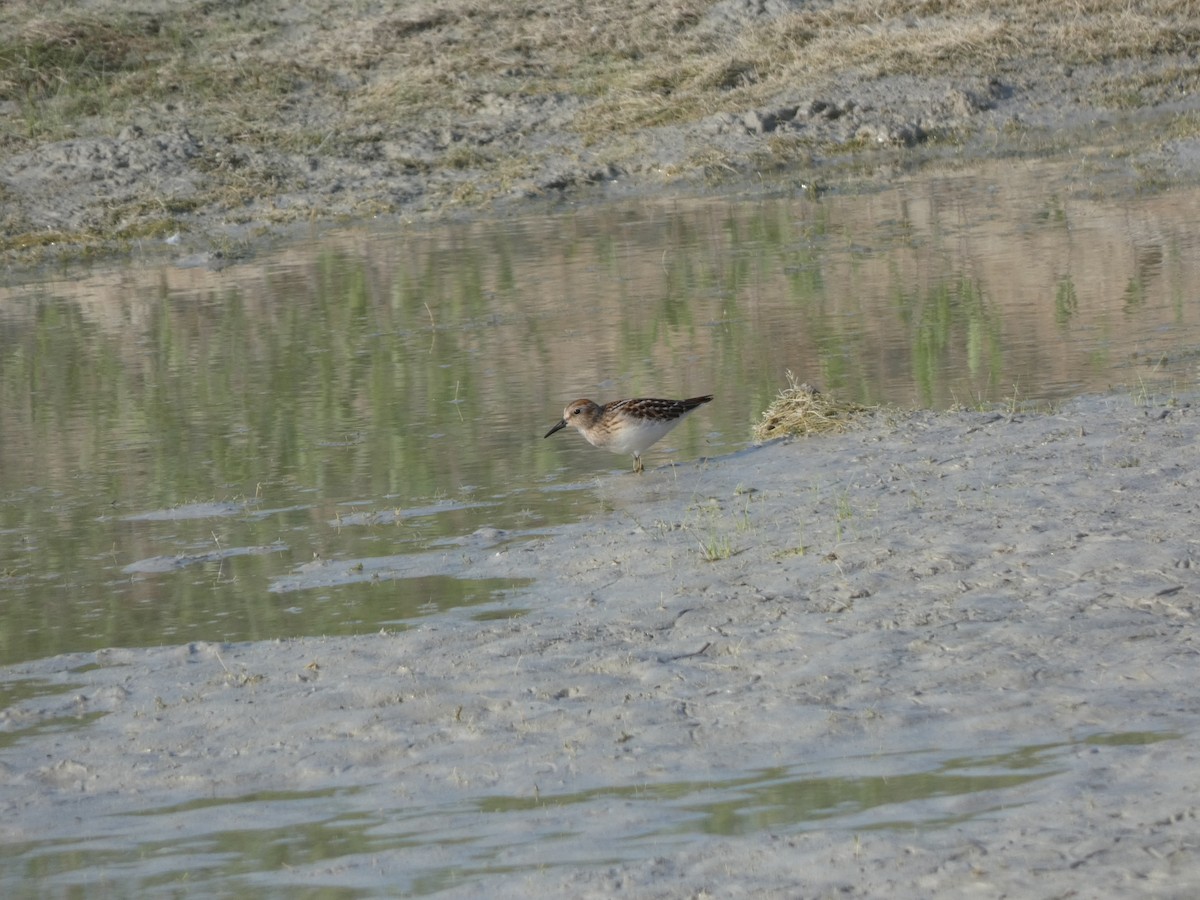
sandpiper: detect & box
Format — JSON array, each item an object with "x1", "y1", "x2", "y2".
[{"x1": 544, "y1": 395, "x2": 713, "y2": 473}]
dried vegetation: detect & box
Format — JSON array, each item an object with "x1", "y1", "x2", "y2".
[
  {"x1": 753, "y1": 372, "x2": 871, "y2": 441},
  {"x1": 1, "y1": 0, "x2": 1199, "y2": 259}
]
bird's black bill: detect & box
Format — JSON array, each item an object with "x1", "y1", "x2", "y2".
[{"x1": 544, "y1": 419, "x2": 568, "y2": 438}]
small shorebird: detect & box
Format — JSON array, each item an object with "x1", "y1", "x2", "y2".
[{"x1": 544, "y1": 395, "x2": 713, "y2": 473}]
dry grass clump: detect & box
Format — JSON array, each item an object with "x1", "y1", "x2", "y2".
[{"x1": 753, "y1": 372, "x2": 871, "y2": 442}]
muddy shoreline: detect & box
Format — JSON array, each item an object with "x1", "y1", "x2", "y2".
[
  {"x1": 3, "y1": 393, "x2": 1200, "y2": 895},
  {"x1": 4, "y1": 2, "x2": 1200, "y2": 894},
  {"x1": 4, "y1": 0, "x2": 1200, "y2": 268}
]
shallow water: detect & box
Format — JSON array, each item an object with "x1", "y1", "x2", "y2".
[
  {"x1": 3, "y1": 159, "x2": 1200, "y2": 667},
  {"x1": 1, "y1": 729, "x2": 1179, "y2": 896}
]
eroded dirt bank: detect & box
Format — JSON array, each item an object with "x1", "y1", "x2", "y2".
[{"x1": 3, "y1": 0, "x2": 1200, "y2": 266}]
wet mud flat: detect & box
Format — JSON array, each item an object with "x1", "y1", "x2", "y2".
[{"x1": 2, "y1": 392, "x2": 1199, "y2": 895}]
